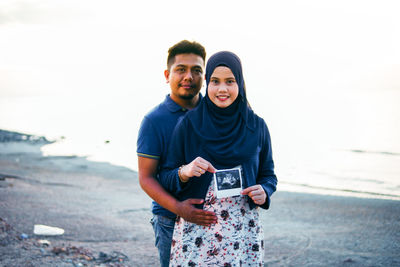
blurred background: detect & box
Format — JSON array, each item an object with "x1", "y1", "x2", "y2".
[{"x1": 1, "y1": 0, "x2": 399, "y2": 199}]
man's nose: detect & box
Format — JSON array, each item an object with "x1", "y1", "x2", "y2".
[{"x1": 183, "y1": 71, "x2": 193, "y2": 81}]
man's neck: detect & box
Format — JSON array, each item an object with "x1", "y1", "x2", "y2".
[{"x1": 170, "y1": 94, "x2": 200, "y2": 110}]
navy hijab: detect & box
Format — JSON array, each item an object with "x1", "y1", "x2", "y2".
[{"x1": 186, "y1": 51, "x2": 259, "y2": 168}]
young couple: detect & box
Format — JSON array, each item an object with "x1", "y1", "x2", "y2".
[{"x1": 137, "y1": 40, "x2": 277, "y2": 266}]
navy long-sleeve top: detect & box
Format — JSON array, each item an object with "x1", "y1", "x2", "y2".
[{"x1": 159, "y1": 113, "x2": 277, "y2": 210}]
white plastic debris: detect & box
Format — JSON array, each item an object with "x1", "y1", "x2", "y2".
[
  {"x1": 33, "y1": 224, "x2": 64, "y2": 236},
  {"x1": 38, "y1": 239, "x2": 51, "y2": 246}
]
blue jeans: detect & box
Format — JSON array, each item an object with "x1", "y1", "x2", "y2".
[{"x1": 150, "y1": 215, "x2": 175, "y2": 267}]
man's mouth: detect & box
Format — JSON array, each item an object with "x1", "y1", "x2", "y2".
[{"x1": 181, "y1": 84, "x2": 193, "y2": 89}]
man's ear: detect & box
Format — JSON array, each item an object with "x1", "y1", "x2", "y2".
[{"x1": 164, "y1": 69, "x2": 170, "y2": 83}]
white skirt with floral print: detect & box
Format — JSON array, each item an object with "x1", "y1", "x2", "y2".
[{"x1": 170, "y1": 179, "x2": 264, "y2": 267}]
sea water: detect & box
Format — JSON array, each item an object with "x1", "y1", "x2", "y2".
[{"x1": 0, "y1": 90, "x2": 399, "y2": 201}]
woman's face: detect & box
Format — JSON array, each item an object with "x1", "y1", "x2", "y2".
[{"x1": 207, "y1": 66, "x2": 239, "y2": 108}]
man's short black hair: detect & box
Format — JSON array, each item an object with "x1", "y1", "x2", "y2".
[{"x1": 167, "y1": 40, "x2": 206, "y2": 70}]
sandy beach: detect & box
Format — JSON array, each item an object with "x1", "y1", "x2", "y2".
[{"x1": 0, "y1": 130, "x2": 399, "y2": 267}]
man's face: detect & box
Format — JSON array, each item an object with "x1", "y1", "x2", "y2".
[{"x1": 164, "y1": 53, "x2": 204, "y2": 100}]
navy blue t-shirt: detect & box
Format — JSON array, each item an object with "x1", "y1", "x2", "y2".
[{"x1": 137, "y1": 94, "x2": 200, "y2": 219}]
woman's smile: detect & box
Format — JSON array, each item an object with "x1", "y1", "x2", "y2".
[
  {"x1": 208, "y1": 66, "x2": 239, "y2": 108},
  {"x1": 216, "y1": 95, "x2": 229, "y2": 101}
]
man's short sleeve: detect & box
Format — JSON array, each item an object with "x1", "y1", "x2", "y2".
[{"x1": 137, "y1": 116, "x2": 161, "y2": 159}]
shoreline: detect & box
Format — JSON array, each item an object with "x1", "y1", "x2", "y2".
[
  {"x1": 1, "y1": 130, "x2": 399, "y2": 266},
  {"x1": 0, "y1": 135, "x2": 157, "y2": 266},
  {"x1": 2, "y1": 128, "x2": 399, "y2": 202},
  {"x1": 279, "y1": 181, "x2": 400, "y2": 201}
]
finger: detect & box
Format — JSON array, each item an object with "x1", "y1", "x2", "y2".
[
  {"x1": 197, "y1": 159, "x2": 216, "y2": 173},
  {"x1": 202, "y1": 160, "x2": 216, "y2": 173},
  {"x1": 192, "y1": 207, "x2": 217, "y2": 221},
  {"x1": 241, "y1": 186, "x2": 256, "y2": 195},
  {"x1": 252, "y1": 195, "x2": 262, "y2": 201},
  {"x1": 195, "y1": 209, "x2": 217, "y2": 217},
  {"x1": 193, "y1": 170, "x2": 201, "y2": 177},
  {"x1": 190, "y1": 164, "x2": 203, "y2": 175},
  {"x1": 186, "y1": 202, "x2": 216, "y2": 215},
  {"x1": 189, "y1": 214, "x2": 217, "y2": 226},
  {"x1": 185, "y1": 198, "x2": 204, "y2": 205},
  {"x1": 249, "y1": 190, "x2": 262, "y2": 198},
  {"x1": 206, "y1": 163, "x2": 216, "y2": 173},
  {"x1": 253, "y1": 196, "x2": 265, "y2": 205},
  {"x1": 194, "y1": 217, "x2": 217, "y2": 226},
  {"x1": 251, "y1": 196, "x2": 260, "y2": 203},
  {"x1": 198, "y1": 167, "x2": 205, "y2": 174},
  {"x1": 197, "y1": 161, "x2": 209, "y2": 170}
]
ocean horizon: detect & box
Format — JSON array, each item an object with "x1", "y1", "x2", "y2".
[{"x1": 1, "y1": 91, "x2": 399, "y2": 201}]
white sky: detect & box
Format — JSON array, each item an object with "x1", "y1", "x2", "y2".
[
  {"x1": 1, "y1": 0, "x2": 399, "y2": 97},
  {"x1": 0, "y1": 0, "x2": 399, "y2": 154}
]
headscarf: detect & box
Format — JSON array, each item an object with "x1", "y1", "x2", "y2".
[{"x1": 185, "y1": 51, "x2": 259, "y2": 168}]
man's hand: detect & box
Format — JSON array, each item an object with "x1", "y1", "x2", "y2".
[
  {"x1": 176, "y1": 199, "x2": 217, "y2": 226},
  {"x1": 241, "y1": 185, "x2": 266, "y2": 205},
  {"x1": 180, "y1": 157, "x2": 216, "y2": 182}
]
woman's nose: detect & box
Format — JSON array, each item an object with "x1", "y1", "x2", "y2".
[{"x1": 218, "y1": 84, "x2": 228, "y2": 92}]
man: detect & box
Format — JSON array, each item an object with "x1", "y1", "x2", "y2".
[{"x1": 137, "y1": 40, "x2": 217, "y2": 267}]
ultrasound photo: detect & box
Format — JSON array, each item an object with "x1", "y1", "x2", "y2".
[{"x1": 213, "y1": 167, "x2": 242, "y2": 198}]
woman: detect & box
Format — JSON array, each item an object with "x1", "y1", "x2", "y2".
[{"x1": 160, "y1": 51, "x2": 277, "y2": 266}]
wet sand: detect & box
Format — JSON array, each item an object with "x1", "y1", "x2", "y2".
[{"x1": 0, "y1": 131, "x2": 399, "y2": 266}]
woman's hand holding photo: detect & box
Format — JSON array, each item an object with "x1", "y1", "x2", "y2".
[
  {"x1": 241, "y1": 185, "x2": 266, "y2": 205},
  {"x1": 179, "y1": 157, "x2": 216, "y2": 182}
]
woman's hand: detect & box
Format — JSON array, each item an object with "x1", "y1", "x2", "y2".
[
  {"x1": 180, "y1": 157, "x2": 216, "y2": 182},
  {"x1": 241, "y1": 185, "x2": 266, "y2": 205}
]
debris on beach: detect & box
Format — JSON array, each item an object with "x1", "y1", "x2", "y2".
[
  {"x1": 0, "y1": 129, "x2": 52, "y2": 144},
  {"x1": 20, "y1": 233, "x2": 29, "y2": 240},
  {"x1": 97, "y1": 251, "x2": 129, "y2": 264},
  {"x1": 344, "y1": 258, "x2": 356, "y2": 263},
  {"x1": 51, "y1": 245, "x2": 129, "y2": 265},
  {"x1": 1, "y1": 218, "x2": 130, "y2": 266},
  {"x1": 33, "y1": 224, "x2": 65, "y2": 236},
  {"x1": 37, "y1": 239, "x2": 51, "y2": 246},
  {"x1": 0, "y1": 218, "x2": 16, "y2": 246},
  {"x1": 52, "y1": 245, "x2": 95, "y2": 261}
]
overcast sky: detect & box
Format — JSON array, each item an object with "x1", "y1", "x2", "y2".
[
  {"x1": 1, "y1": 0, "x2": 399, "y2": 97},
  {"x1": 0, "y1": 0, "x2": 399, "y2": 153}
]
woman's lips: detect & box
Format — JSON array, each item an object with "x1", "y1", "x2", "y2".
[{"x1": 217, "y1": 96, "x2": 229, "y2": 101}]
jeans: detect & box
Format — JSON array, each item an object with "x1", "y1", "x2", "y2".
[{"x1": 150, "y1": 215, "x2": 175, "y2": 267}]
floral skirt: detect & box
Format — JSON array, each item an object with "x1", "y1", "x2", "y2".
[{"x1": 170, "y1": 179, "x2": 264, "y2": 267}]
